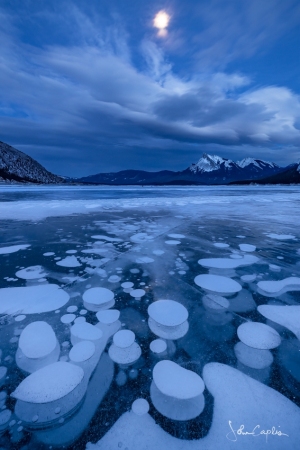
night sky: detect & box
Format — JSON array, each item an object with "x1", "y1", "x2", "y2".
[{"x1": 1, "y1": 0, "x2": 300, "y2": 176}]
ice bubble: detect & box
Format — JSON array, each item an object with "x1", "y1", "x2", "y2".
[
  {"x1": 121, "y1": 282, "x2": 134, "y2": 293},
  {"x1": 266, "y1": 233, "x2": 295, "y2": 240},
  {"x1": 198, "y1": 254, "x2": 258, "y2": 269},
  {"x1": 1, "y1": 284, "x2": 69, "y2": 315},
  {"x1": 151, "y1": 360, "x2": 205, "y2": 421},
  {"x1": 0, "y1": 244, "x2": 30, "y2": 255},
  {"x1": 69, "y1": 341, "x2": 96, "y2": 363},
  {"x1": 165, "y1": 240, "x2": 181, "y2": 245},
  {"x1": 148, "y1": 300, "x2": 188, "y2": 327},
  {"x1": 67, "y1": 305, "x2": 78, "y2": 313},
  {"x1": 56, "y1": 256, "x2": 81, "y2": 268},
  {"x1": 43, "y1": 252, "x2": 55, "y2": 256},
  {"x1": 234, "y1": 341, "x2": 273, "y2": 369},
  {"x1": 258, "y1": 305, "x2": 300, "y2": 340},
  {"x1": 132, "y1": 399, "x2": 149, "y2": 416},
  {"x1": 194, "y1": 274, "x2": 242, "y2": 295},
  {"x1": 0, "y1": 367, "x2": 7, "y2": 386},
  {"x1": 74, "y1": 317, "x2": 86, "y2": 324},
  {"x1": 130, "y1": 233, "x2": 152, "y2": 244},
  {"x1": 130, "y1": 269, "x2": 140, "y2": 274},
  {"x1": 239, "y1": 244, "x2": 256, "y2": 252},
  {"x1": 66, "y1": 250, "x2": 77, "y2": 254},
  {"x1": 113, "y1": 330, "x2": 135, "y2": 348},
  {"x1": 152, "y1": 250, "x2": 165, "y2": 256},
  {"x1": 92, "y1": 235, "x2": 122, "y2": 242},
  {"x1": 257, "y1": 277, "x2": 300, "y2": 296},
  {"x1": 237, "y1": 322, "x2": 281, "y2": 349},
  {"x1": 135, "y1": 257, "x2": 154, "y2": 264},
  {"x1": 130, "y1": 289, "x2": 145, "y2": 300},
  {"x1": 213, "y1": 243, "x2": 229, "y2": 248},
  {"x1": 240, "y1": 274, "x2": 256, "y2": 282},
  {"x1": 150, "y1": 339, "x2": 167, "y2": 354},
  {"x1": 109, "y1": 331, "x2": 141, "y2": 365},
  {"x1": 0, "y1": 409, "x2": 12, "y2": 432},
  {"x1": 167, "y1": 234, "x2": 185, "y2": 239},
  {"x1": 80, "y1": 309, "x2": 87, "y2": 315},
  {"x1": 16, "y1": 265, "x2": 47, "y2": 280},
  {"x1": 12, "y1": 362, "x2": 84, "y2": 403},
  {"x1": 71, "y1": 322, "x2": 103, "y2": 345},
  {"x1": 15, "y1": 315, "x2": 26, "y2": 322},
  {"x1": 96, "y1": 309, "x2": 120, "y2": 325},
  {"x1": 116, "y1": 370, "x2": 127, "y2": 386},
  {"x1": 61, "y1": 314, "x2": 76, "y2": 324},
  {"x1": 202, "y1": 294, "x2": 229, "y2": 312},
  {"x1": 19, "y1": 321, "x2": 57, "y2": 359},
  {"x1": 83, "y1": 287, "x2": 115, "y2": 311},
  {"x1": 153, "y1": 360, "x2": 204, "y2": 399},
  {"x1": 269, "y1": 264, "x2": 281, "y2": 272},
  {"x1": 108, "y1": 275, "x2": 121, "y2": 283}
]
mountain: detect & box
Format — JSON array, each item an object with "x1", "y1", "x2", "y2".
[
  {"x1": 231, "y1": 162, "x2": 300, "y2": 185},
  {"x1": 78, "y1": 153, "x2": 285, "y2": 185},
  {"x1": 0, "y1": 141, "x2": 63, "y2": 184}
]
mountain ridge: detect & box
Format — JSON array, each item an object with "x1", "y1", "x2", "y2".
[{"x1": 0, "y1": 141, "x2": 63, "y2": 184}]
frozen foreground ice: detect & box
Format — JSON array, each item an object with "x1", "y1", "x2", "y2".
[{"x1": 0, "y1": 185, "x2": 300, "y2": 449}]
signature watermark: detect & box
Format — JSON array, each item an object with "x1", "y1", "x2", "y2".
[{"x1": 226, "y1": 421, "x2": 289, "y2": 442}]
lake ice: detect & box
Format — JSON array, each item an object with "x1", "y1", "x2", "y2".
[{"x1": 0, "y1": 185, "x2": 299, "y2": 449}]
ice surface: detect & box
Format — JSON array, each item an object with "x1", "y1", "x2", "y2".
[
  {"x1": 153, "y1": 360, "x2": 205, "y2": 399},
  {"x1": 19, "y1": 321, "x2": 57, "y2": 359},
  {"x1": 258, "y1": 305, "x2": 300, "y2": 340},
  {"x1": 0, "y1": 284, "x2": 69, "y2": 314},
  {"x1": 237, "y1": 322, "x2": 281, "y2": 349},
  {"x1": 12, "y1": 362, "x2": 84, "y2": 403},
  {"x1": 0, "y1": 244, "x2": 30, "y2": 254},
  {"x1": 148, "y1": 300, "x2": 188, "y2": 326},
  {"x1": 89, "y1": 362, "x2": 300, "y2": 450},
  {"x1": 257, "y1": 277, "x2": 300, "y2": 296},
  {"x1": 194, "y1": 274, "x2": 242, "y2": 294},
  {"x1": 56, "y1": 256, "x2": 82, "y2": 267}
]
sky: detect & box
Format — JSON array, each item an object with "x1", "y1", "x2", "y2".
[{"x1": 0, "y1": 0, "x2": 300, "y2": 176}]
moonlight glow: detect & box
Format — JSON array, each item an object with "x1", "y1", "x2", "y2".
[{"x1": 153, "y1": 11, "x2": 170, "y2": 30}]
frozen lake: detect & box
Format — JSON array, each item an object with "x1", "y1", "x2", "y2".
[{"x1": 0, "y1": 185, "x2": 300, "y2": 449}]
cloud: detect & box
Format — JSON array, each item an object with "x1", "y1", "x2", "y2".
[{"x1": 0, "y1": 3, "x2": 299, "y2": 176}]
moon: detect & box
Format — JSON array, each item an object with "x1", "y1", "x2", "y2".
[{"x1": 153, "y1": 11, "x2": 170, "y2": 30}]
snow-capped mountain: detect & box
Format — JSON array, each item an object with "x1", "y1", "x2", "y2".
[
  {"x1": 189, "y1": 153, "x2": 239, "y2": 173},
  {"x1": 0, "y1": 141, "x2": 63, "y2": 184},
  {"x1": 78, "y1": 153, "x2": 286, "y2": 185}
]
